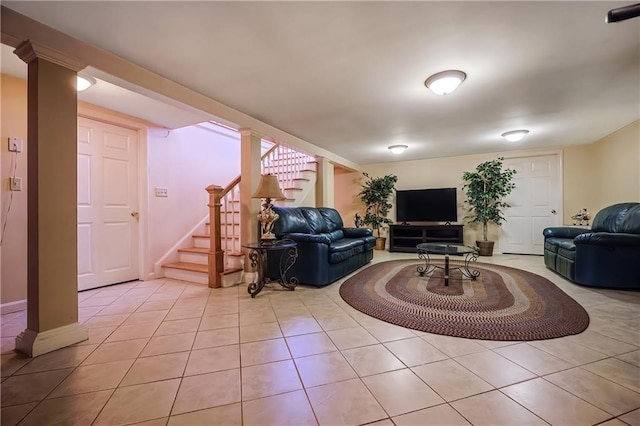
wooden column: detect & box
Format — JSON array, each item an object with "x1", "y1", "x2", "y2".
[
  {"x1": 14, "y1": 40, "x2": 88, "y2": 357},
  {"x1": 315, "y1": 156, "x2": 335, "y2": 208},
  {"x1": 239, "y1": 130, "x2": 262, "y2": 271},
  {"x1": 206, "y1": 185, "x2": 224, "y2": 288}
]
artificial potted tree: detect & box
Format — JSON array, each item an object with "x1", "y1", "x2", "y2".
[
  {"x1": 462, "y1": 157, "x2": 516, "y2": 256},
  {"x1": 359, "y1": 172, "x2": 398, "y2": 250}
]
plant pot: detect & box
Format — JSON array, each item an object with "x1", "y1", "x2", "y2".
[
  {"x1": 375, "y1": 237, "x2": 386, "y2": 250},
  {"x1": 476, "y1": 240, "x2": 495, "y2": 256}
]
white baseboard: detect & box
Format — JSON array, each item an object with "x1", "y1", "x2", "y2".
[
  {"x1": 1, "y1": 299, "x2": 27, "y2": 315},
  {"x1": 15, "y1": 322, "x2": 88, "y2": 357}
]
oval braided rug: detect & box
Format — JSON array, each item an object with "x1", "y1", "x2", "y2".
[{"x1": 339, "y1": 259, "x2": 589, "y2": 341}]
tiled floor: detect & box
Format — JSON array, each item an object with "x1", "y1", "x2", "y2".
[{"x1": 1, "y1": 252, "x2": 639, "y2": 425}]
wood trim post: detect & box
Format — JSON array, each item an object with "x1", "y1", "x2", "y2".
[{"x1": 206, "y1": 185, "x2": 224, "y2": 288}]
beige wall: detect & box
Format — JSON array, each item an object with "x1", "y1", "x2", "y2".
[
  {"x1": 592, "y1": 120, "x2": 640, "y2": 211},
  {"x1": 1, "y1": 74, "x2": 28, "y2": 306},
  {"x1": 335, "y1": 122, "x2": 640, "y2": 247}
]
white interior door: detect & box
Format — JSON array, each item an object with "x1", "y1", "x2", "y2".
[
  {"x1": 501, "y1": 154, "x2": 562, "y2": 255},
  {"x1": 77, "y1": 117, "x2": 139, "y2": 291}
]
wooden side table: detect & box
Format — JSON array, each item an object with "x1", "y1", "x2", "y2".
[{"x1": 242, "y1": 240, "x2": 298, "y2": 298}]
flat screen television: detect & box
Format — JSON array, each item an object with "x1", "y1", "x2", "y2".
[{"x1": 396, "y1": 188, "x2": 458, "y2": 223}]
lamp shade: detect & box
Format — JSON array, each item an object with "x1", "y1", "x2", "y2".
[{"x1": 252, "y1": 174, "x2": 285, "y2": 199}]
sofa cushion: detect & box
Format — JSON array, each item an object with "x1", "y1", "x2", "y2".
[
  {"x1": 591, "y1": 202, "x2": 637, "y2": 233},
  {"x1": 301, "y1": 208, "x2": 329, "y2": 234},
  {"x1": 327, "y1": 230, "x2": 345, "y2": 242},
  {"x1": 620, "y1": 204, "x2": 640, "y2": 235},
  {"x1": 558, "y1": 246, "x2": 576, "y2": 261},
  {"x1": 544, "y1": 238, "x2": 562, "y2": 253},
  {"x1": 318, "y1": 207, "x2": 344, "y2": 232},
  {"x1": 329, "y1": 239, "x2": 365, "y2": 263},
  {"x1": 273, "y1": 207, "x2": 312, "y2": 236},
  {"x1": 329, "y1": 238, "x2": 364, "y2": 253}
]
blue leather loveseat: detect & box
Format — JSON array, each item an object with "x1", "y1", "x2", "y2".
[
  {"x1": 543, "y1": 202, "x2": 640, "y2": 289},
  {"x1": 266, "y1": 207, "x2": 376, "y2": 286}
]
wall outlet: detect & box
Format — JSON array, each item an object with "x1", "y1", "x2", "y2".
[
  {"x1": 8, "y1": 137, "x2": 23, "y2": 153},
  {"x1": 155, "y1": 187, "x2": 168, "y2": 197},
  {"x1": 9, "y1": 177, "x2": 22, "y2": 191}
]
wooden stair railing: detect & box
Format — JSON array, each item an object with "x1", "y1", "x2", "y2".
[{"x1": 205, "y1": 185, "x2": 224, "y2": 288}]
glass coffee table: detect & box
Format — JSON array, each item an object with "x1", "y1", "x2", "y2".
[{"x1": 416, "y1": 243, "x2": 480, "y2": 286}]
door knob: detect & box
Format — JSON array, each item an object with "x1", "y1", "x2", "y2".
[
  {"x1": 131, "y1": 211, "x2": 139, "y2": 218},
  {"x1": 551, "y1": 210, "x2": 557, "y2": 214}
]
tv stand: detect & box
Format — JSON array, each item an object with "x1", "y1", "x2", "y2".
[{"x1": 389, "y1": 224, "x2": 464, "y2": 253}]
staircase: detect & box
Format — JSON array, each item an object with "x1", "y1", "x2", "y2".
[{"x1": 161, "y1": 145, "x2": 317, "y2": 286}]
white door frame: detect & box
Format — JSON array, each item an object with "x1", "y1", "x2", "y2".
[
  {"x1": 78, "y1": 103, "x2": 153, "y2": 282},
  {"x1": 501, "y1": 150, "x2": 563, "y2": 254}
]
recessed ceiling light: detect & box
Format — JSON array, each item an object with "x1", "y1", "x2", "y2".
[
  {"x1": 424, "y1": 70, "x2": 467, "y2": 95},
  {"x1": 388, "y1": 145, "x2": 408, "y2": 154},
  {"x1": 76, "y1": 74, "x2": 96, "y2": 92},
  {"x1": 501, "y1": 130, "x2": 530, "y2": 142}
]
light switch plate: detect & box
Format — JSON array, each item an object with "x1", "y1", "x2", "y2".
[
  {"x1": 9, "y1": 177, "x2": 22, "y2": 191},
  {"x1": 8, "y1": 137, "x2": 23, "y2": 153},
  {"x1": 155, "y1": 187, "x2": 168, "y2": 197}
]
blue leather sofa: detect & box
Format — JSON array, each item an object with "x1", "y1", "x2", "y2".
[
  {"x1": 543, "y1": 202, "x2": 640, "y2": 289},
  {"x1": 266, "y1": 207, "x2": 376, "y2": 286}
]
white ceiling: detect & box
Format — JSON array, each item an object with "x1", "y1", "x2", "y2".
[{"x1": 3, "y1": 1, "x2": 639, "y2": 165}]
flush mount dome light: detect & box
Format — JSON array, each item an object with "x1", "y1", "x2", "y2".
[
  {"x1": 388, "y1": 144, "x2": 408, "y2": 154},
  {"x1": 501, "y1": 129, "x2": 530, "y2": 142},
  {"x1": 424, "y1": 70, "x2": 467, "y2": 95},
  {"x1": 76, "y1": 74, "x2": 96, "y2": 92}
]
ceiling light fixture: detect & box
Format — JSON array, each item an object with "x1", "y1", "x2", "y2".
[
  {"x1": 424, "y1": 70, "x2": 467, "y2": 95},
  {"x1": 76, "y1": 74, "x2": 96, "y2": 92},
  {"x1": 501, "y1": 130, "x2": 530, "y2": 142},
  {"x1": 388, "y1": 144, "x2": 408, "y2": 154}
]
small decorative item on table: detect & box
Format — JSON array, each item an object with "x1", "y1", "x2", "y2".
[
  {"x1": 571, "y1": 208, "x2": 591, "y2": 226},
  {"x1": 242, "y1": 239, "x2": 298, "y2": 298}
]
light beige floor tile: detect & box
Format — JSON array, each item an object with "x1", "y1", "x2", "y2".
[
  {"x1": 421, "y1": 333, "x2": 491, "y2": 357},
  {"x1": 583, "y1": 358, "x2": 640, "y2": 393},
  {"x1": 545, "y1": 368, "x2": 640, "y2": 416},
  {"x1": 15, "y1": 345, "x2": 97, "y2": 374},
  {"x1": 164, "y1": 307, "x2": 204, "y2": 321},
  {"x1": 136, "y1": 299, "x2": 176, "y2": 313},
  {"x1": 279, "y1": 316, "x2": 323, "y2": 337},
  {"x1": 494, "y1": 343, "x2": 573, "y2": 375},
  {"x1": 384, "y1": 337, "x2": 448, "y2": 367},
  {"x1": 140, "y1": 332, "x2": 196, "y2": 357},
  {"x1": 567, "y1": 330, "x2": 639, "y2": 356},
  {"x1": 97, "y1": 302, "x2": 142, "y2": 316},
  {"x1": 94, "y1": 378, "x2": 180, "y2": 425},
  {"x1": 82, "y1": 313, "x2": 129, "y2": 328},
  {"x1": 82, "y1": 338, "x2": 148, "y2": 365},
  {"x1": 1, "y1": 352, "x2": 31, "y2": 377},
  {"x1": 455, "y1": 350, "x2": 536, "y2": 387},
  {"x1": 326, "y1": 326, "x2": 378, "y2": 350},
  {"x1": 502, "y1": 377, "x2": 610, "y2": 425},
  {"x1": 120, "y1": 352, "x2": 189, "y2": 386},
  {"x1": 363, "y1": 368, "x2": 444, "y2": 416},
  {"x1": 392, "y1": 404, "x2": 471, "y2": 426},
  {"x1": 617, "y1": 350, "x2": 640, "y2": 367},
  {"x1": 240, "y1": 338, "x2": 291, "y2": 366},
  {"x1": 19, "y1": 389, "x2": 113, "y2": 426},
  {"x1": 154, "y1": 318, "x2": 200, "y2": 336},
  {"x1": 240, "y1": 322, "x2": 283, "y2": 343},
  {"x1": 600, "y1": 419, "x2": 630, "y2": 426},
  {"x1": 239, "y1": 307, "x2": 277, "y2": 326},
  {"x1": 203, "y1": 303, "x2": 239, "y2": 316},
  {"x1": 306, "y1": 378, "x2": 387, "y2": 426},
  {"x1": 184, "y1": 344, "x2": 240, "y2": 376},
  {"x1": 168, "y1": 403, "x2": 242, "y2": 425},
  {"x1": 620, "y1": 408, "x2": 640, "y2": 426},
  {"x1": 49, "y1": 359, "x2": 134, "y2": 397},
  {"x1": 105, "y1": 323, "x2": 159, "y2": 342},
  {"x1": 73, "y1": 326, "x2": 115, "y2": 347},
  {"x1": 172, "y1": 369, "x2": 241, "y2": 415},
  {"x1": 243, "y1": 390, "x2": 317, "y2": 426},
  {"x1": 342, "y1": 344, "x2": 405, "y2": 377},
  {"x1": 0, "y1": 402, "x2": 38, "y2": 426},
  {"x1": 1, "y1": 369, "x2": 72, "y2": 406},
  {"x1": 314, "y1": 312, "x2": 361, "y2": 331},
  {"x1": 363, "y1": 323, "x2": 417, "y2": 342},
  {"x1": 123, "y1": 310, "x2": 168, "y2": 326},
  {"x1": 273, "y1": 305, "x2": 312, "y2": 320},
  {"x1": 286, "y1": 332, "x2": 338, "y2": 358},
  {"x1": 451, "y1": 390, "x2": 547, "y2": 425},
  {"x1": 193, "y1": 327, "x2": 239, "y2": 349},
  {"x1": 241, "y1": 359, "x2": 302, "y2": 400},
  {"x1": 529, "y1": 338, "x2": 609, "y2": 366},
  {"x1": 412, "y1": 359, "x2": 493, "y2": 402},
  {"x1": 364, "y1": 419, "x2": 394, "y2": 426},
  {"x1": 198, "y1": 313, "x2": 239, "y2": 331},
  {"x1": 475, "y1": 340, "x2": 521, "y2": 349},
  {"x1": 1, "y1": 337, "x2": 16, "y2": 354},
  {"x1": 294, "y1": 351, "x2": 357, "y2": 388}
]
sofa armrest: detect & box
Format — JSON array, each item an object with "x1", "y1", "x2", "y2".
[
  {"x1": 284, "y1": 233, "x2": 331, "y2": 245},
  {"x1": 575, "y1": 232, "x2": 640, "y2": 247},
  {"x1": 343, "y1": 227, "x2": 373, "y2": 238},
  {"x1": 543, "y1": 227, "x2": 588, "y2": 239}
]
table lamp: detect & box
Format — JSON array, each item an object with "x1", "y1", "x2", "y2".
[{"x1": 252, "y1": 174, "x2": 286, "y2": 240}]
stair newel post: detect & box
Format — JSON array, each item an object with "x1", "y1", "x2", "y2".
[{"x1": 206, "y1": 185, "x2": 224, "y2": 288}]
